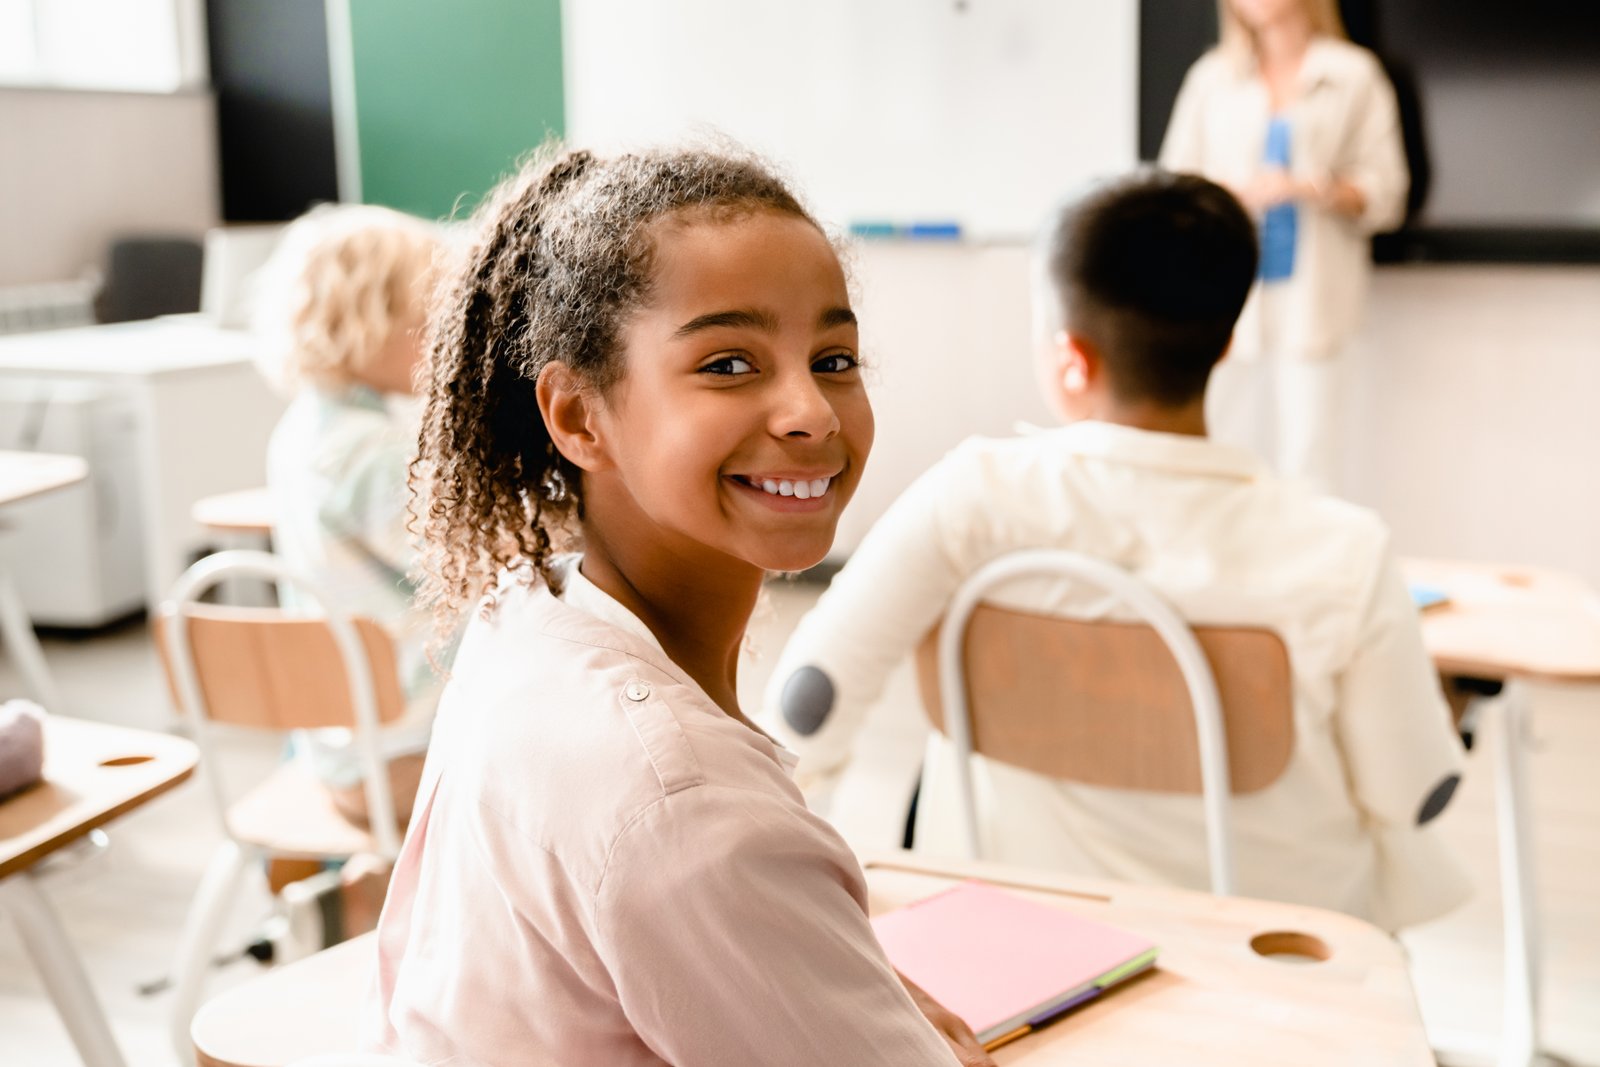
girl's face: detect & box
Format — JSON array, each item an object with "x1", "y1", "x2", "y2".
[{"x1": 585, "y1": 209, "x2": 872, "y2": 575}]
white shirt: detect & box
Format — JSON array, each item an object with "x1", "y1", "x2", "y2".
[
  {"x1": 763, "y1": 422, "x2": 1470, "y2": 931},
  {"x1": 1160, "y1": 37, "x2": 1409, "y2": 360},
  {"x1": 365, "y1": 562, "x2": 955, "y2": 1066},
  {"x1": 267, "y1": 385, "x2": 437, "y2": 785}
]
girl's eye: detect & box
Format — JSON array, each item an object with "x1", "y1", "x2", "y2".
[
  {"x1": 813, "y1": 352, "x2": 860, "y2": 374},
  {"x1": 700, "y1": 355, "x2": 756, "y2": 377}
]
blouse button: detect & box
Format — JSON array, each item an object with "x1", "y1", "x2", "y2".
[{"x1": 624, "y1": 680, "x2": 652, "y2": 702}]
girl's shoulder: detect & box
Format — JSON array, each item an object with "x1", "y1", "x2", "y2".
[{"x1": 435, "y1": 577, "x2": 804, "y2": 885}]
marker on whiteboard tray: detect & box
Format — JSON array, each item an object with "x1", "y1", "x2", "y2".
[
  {"x1": 907, "y1": 221, "x2": 962, "y2": 240},
  {"x1": 848, "y1": 221, "x2": 900, "y2": 239}
]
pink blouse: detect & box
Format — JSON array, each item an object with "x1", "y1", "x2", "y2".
[{"x1": 364, "y1": 563, "x2": 954, "y2": 1065}]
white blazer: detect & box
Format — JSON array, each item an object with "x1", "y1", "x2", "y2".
[
  {"x1": 1161, "y1": 37, "x2": 1409, "y2": 361},
  {"x1": 763, "y1": 423, "x2": 1470, "y2": 931}
]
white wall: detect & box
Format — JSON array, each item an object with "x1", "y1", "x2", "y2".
[
  {"x1": 563, "y1": 0, "x2": 1138, "y2": 240},
  {"x1": 0, "y1": 88, "x2": 219, "y2": 286},
  {"x1": 840, "y1": 250, "x2": 1600, "y2": 587}
]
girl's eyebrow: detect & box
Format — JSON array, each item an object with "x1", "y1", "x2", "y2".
[
  {"x1": 672, "y1": 306, "x2": 857, "y2": 338},
  {"x1": 673, "y1": 308, "x2": 779, "y2": 338}
]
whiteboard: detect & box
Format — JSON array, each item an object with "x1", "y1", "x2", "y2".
[{"x1": 562, "y1": 0, "x2": 1139, "y2": 242}]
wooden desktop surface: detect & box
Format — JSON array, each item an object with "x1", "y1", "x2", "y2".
[
  {"x1": 191, "y1": 486, "x2": 274, "y2": 535},
  {"x1": 191, "y1": 854, "x2": 1431, "y2": 1067},
  {"x1": 0, "y1": 717, "x2": 198, "y2": 880},
  {"x1": 0, "y1": 450, "x2": 88, "y2": 508},
  {"x1": 1405, "y1": 557, "x2": 1600, "y2": 683},
  {"x1": 864, "y1": 856, "x2": 1432, "y2": 1066}
]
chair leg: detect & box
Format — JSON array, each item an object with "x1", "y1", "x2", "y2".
[
  {"x1": 168, "y1": 839, "x2": 255, "y2": 1065},
  {"x1": 0, "y1": 872, "x2": 129, "y2": 1067},
  {"x1": 0, "y1": 559, "x2": 64, "y2": 711}
]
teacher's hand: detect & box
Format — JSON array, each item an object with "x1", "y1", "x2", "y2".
[
  {"x1": 898, "y1": 970, "x2": 999, "y2": 1066},
  {"x1": 1237, "y1": 168, "x2": 1300, "y2": 213}
]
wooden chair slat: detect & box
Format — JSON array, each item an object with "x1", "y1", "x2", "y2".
[
  {"x1": 915, "y1": 605, "x2": 1294, "y2": 794},
  {"x1": 153, "y1": 606, "x2": 408, "y2": 730}
]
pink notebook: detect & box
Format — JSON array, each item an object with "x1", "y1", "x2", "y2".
[{"x1": 872, "y1": 881, "x2": 1159, "y2": 1047}]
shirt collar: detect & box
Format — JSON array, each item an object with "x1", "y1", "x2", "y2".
[
  {"x1": 1296, "y1": 36, "x2": 1342, "y2": 92},
  {"x1": 542, "y1": 557, "x2": 801, "y2": 778},
  {"x1": 1044, "y1": 420, "x2": 1269, "y2": 482}
]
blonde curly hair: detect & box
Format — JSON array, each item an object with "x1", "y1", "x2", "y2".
[{"x1": 253, "y1": 204, "x2": 445, "y2": 393}]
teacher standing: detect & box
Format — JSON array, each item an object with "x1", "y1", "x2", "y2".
[{"x1": 1160, "y1": 0, "x2": 1408, "y2": 495}]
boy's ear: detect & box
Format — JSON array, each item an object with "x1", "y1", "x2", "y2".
[
  {"x1": 536, "y1": 362, "x2": 611, "y2": 472},
  {"x1": 1059, "y1": 330, "x2": 1095, "y2": 395}
]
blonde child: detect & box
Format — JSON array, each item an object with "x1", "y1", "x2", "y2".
[
  {"x1": 254, "y1": 204, "x2": 445, "y2": 825},
  {"x1": 365, "y1": 146, "x2": 991, "y2": 1066},
  {"x1": 764, "y1": 170, "x2": 1468, "y2": 933}
]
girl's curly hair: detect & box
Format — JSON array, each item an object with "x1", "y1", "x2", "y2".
[{"x1": 412, "y1": 143, "x2": 819, "y2": 638}]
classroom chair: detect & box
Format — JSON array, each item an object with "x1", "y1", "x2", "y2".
[
  {"x1": 188, "y1": 931, "x2": 400, "y2": 1067},
  {"x1": 914, "y1": 549, "x2": 1295, "y2": 896},
  {"x1": 153, "y1": 550, "x2": 411, "y2": 1065}
]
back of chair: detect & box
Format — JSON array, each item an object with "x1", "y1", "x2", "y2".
[
  {"x1": 156, "y1": 550, "x2": 409, "y2": 858},
  {"x1": 914, "y1": 549, "x2": 1296, "y2": 895},
  {"x1": 154, "y1": 607, "x2": 406, "y2": 731},
  {"x1": 914, "y1": 610, "x2": 1294, "y2": 795}
]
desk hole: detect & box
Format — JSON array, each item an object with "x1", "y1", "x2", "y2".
[
  {"x1": 100, "y1": 755, "x2": 153, "y2": 767},
  {"x1": 1250, "y1": 930, "x2": 1330, "y2": 964}
]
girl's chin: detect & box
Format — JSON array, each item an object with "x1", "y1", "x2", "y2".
[{"x1": 744, "y1": 536, "x2": 836, "y2": 576}]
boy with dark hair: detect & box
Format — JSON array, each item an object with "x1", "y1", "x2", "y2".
[{"x1": 764, "y1": 170, "x2": 1469, "y2": 931}]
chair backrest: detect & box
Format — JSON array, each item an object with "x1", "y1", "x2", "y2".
[
  {"x1": 914, "y1": 549, "x2": 1295, "y2": 896},
  {"x1": 153, "y1": 607, "x2": 406, "y2": 731},
  {"x1": 155, "y1": 550, "x2": 408, "y2": 858},
  {"x1": 914, "y1": 611, "x2": 1294, "y2": 794}
]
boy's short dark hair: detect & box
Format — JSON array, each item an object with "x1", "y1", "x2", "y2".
[{"x1": 1040, "y1": 169, "x2": 1258, "y2": 408}]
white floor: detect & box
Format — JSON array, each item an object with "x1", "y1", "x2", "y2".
[{"x1": 2, "y1": 579, "x2": 1597, "y2": 1066}]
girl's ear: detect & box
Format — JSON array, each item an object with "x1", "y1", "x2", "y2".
[{"x1": 537, "y1": 362, "x2": 612, "y2": 472}]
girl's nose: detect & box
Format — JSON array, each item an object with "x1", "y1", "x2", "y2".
[{"x1": 771, "y1": 369, "x2": 840, "y2": 440}]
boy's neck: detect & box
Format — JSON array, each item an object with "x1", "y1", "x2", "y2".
[
  {"x1": 575, "y1": 524, "x2": 761, "y2": 723},
  {"x1": 1092, "y1": 396, "x2": 1209, "y2": 438}
]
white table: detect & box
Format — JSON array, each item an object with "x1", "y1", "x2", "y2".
[
  {"x1": 1406, "y1": 558, "x2": 1600, "y2": 1067},
  {"x1": 0, "y1": 316, "x2": 284, "y2": 610},
  {"x1": 0, "y1": 451, "x2": 87, "y2": 707}
]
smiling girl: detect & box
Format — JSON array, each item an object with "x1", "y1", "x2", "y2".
[{"x1": 364, "y1": 146, "x2": 991, "y2": 1066}]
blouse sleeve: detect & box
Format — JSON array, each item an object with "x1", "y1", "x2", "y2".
[
  {"x1": 594, "y1": 785, "x2": 958, "y2": 1067},
  {"x1": 1339, "y1": 53, "x2": 1410, "y2": 234}
]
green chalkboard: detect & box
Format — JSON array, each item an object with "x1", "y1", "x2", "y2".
[{"x1": 347, "y1": 0, "x2": 564, "y2": 220}]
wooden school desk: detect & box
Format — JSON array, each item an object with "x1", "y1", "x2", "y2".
[
  {"x1": 1404, "y1": 558, "x2": 1600, "y2": 1067},
  {"x1": 188, "y1": 853, "x2": 1432, "y2": 1067},
  {"x1": 0, "y1": 716, "x2": 199, "y2": 1067},
  {"x1": 0, "y1": 450, "x2": 88, "y2": 708}
]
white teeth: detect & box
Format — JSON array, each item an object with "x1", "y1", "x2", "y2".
[{"x1": 748, "y1": 475, "x2": 833, "y2": 498}]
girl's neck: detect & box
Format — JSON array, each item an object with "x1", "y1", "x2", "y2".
[{"x1": 576, "y1": 529, "x2": 761, "y2": 720}]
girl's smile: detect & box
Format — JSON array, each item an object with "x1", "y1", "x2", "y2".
[{"x1": 573, "y1": 208, "x2": 873, "y2": 576}]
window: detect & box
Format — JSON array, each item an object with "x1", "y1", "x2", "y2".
[{"x1": 0, "y1": 0, "x2": 200, "y2": 92}]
